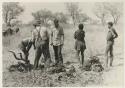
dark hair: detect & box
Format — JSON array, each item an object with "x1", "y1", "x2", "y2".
[
  {"x1": 79, "y1": 24, "x2": 84, "y2": 29},
  {"x1": 108, "y1": 22, "x2": 113, "y2": 26},
  {"x1": 54, "y1": 19, "x2": 59, "y2": 23}
]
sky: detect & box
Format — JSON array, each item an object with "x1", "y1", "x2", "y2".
[{"x1": 18, "y1": 2, "x2": 97, "y2": 24}]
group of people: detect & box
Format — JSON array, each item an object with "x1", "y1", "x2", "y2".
[{"x1": 18, "y1": 19, "x2": 118, "y2": 70}]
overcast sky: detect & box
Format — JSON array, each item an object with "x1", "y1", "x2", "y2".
[{"x1": 18, "y1": 2, "x2": 97, "y2": 23}]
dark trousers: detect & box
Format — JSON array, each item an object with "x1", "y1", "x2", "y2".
[
  {"x1": 34, "y1": 43, "x2": 51, "y2": 69},
  {"x1": 53, "y1": 45, "x2": 63, "y2": 65}
]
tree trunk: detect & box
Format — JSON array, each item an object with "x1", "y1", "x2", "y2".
[
  {"x1": 113, "y1": 16, "x2": 118, "y2": 25},
  {"x1": 72, "y1": 16, "x2": 75, "y2": 26},
  {"x1": 101, "y1": 18, "x2": 105, "y2": 26}
]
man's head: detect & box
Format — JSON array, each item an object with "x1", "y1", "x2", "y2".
[
  {"x1": 33, "y1": 23, "x2": 41, "y2": 30},
  {"x1": 54, "y1": 19, "x2": 59, "y2": 28},
  {"x1": 78, "y1": 23, "x2": 84, "y2": 30},
  {"x1": 108, "y1": 22, "x2": 113, "y2": 29}
]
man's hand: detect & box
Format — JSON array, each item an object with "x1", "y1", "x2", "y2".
[
  {"x1": 34, "y1": 47, "x2": 36, "y2": 50},
  {"x1": 25, "y1": 51, "x2": 29, "y2": 56},
  {"x1": 50, "y1": 43, "x2": 53, "y2": 46}
]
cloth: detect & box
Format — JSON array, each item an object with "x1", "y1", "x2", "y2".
[
  {"x1": 74, "y1": 30, "x2": 85, "y2": 42},
  {"x1": 18, "y1": 38, "x2": 32, "y2": 61},
  {"x1": 51, "y1": 26, "x2": 64, "y2": 46},
  {"x1": 18, "y1": 38, "x2": 32, "y2": 52},
  {"x1": 75, "y1": 40, "x2": 86, "y2": 51},
  {"x1": 32, "y1": 27, "x2": 49, "y2": 48},
  {"x1": 32, "y1": 27, "x2": 51, "y2": 69},
  {"x1": 53, "y1": 45, "x2": 63, "y2": 65},
  {"x1": 74, "y1": 30, "x2": 86, "y2": 51},
  {"x1": 34, "y1": 43, "x2": 51, "y2": 69}
]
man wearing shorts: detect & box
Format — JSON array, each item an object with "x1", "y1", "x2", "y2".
[{"x1": 74, "y1": 24, "x2": 86, "y2": 67}]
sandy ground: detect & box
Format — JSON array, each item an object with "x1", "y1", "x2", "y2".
[{"x1": 103, "y1": 58, "x2": 124, "y2": 87}]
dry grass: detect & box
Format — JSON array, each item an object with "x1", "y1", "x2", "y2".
[{"x1": 2, "y1": 24, "x2": 124, "y2": 87}]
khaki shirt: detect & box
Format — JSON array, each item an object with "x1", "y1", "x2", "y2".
[
  {"x1": 32, "y1": 27, "x2": 49, "y2": 41},
  {"x1": 32, "y1": 27, "x2": 49, "y2": 47}
]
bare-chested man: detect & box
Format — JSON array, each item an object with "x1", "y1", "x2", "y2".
[{"x1": 105, "y1": 22, "x2": 118, "y2": 68}]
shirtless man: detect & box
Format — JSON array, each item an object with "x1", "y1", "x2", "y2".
[{"x1": 105, "y1": 22, "x2": 118, "y2": 68}]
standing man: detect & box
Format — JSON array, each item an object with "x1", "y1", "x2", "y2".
[
  {"x1": 74, "y1": 24, "x2": 86, "y2": 67},
  {"x1": 32, "y1": 21, "x2": 51, "y2": 69},
  {"x1": 105, "y1": 22, "x2": 118, "y2": 68},
  {"x1": 50, "y1": 19, "x2": 64, "y2": 66}
]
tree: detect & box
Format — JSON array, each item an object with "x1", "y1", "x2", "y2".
[
  {"x1": 65, "y1": 2, "x2": 81, "y2": 25},
  {"x1": 2, "y1": 2, "x2": 24, "y2": 25},
  {"x1": 93, "y1": 3, "x2": 108, "y2": 25},
  {"x1": 32, "y1": 9, "x2": 53, "y2": 26},
  {"x1": 76, "y1": 13, "x2": 90, "y2": 23},
  {"x1": 103, "y1": 3, "x2": 122, "y2": 24},
  {"x1": 54, "y1": 12, "x2": 68, "y2": 24}
]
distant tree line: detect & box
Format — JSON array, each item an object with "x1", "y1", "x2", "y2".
[
  {"x1": 2, "y1": 2, "x2": 123, "y2": 28},
  {"x1": 93, "y1": 2, "x2": 122, "y2": 25},
  {"x1": 2, "y1": 2, "x2": 24, "y2": 26}
]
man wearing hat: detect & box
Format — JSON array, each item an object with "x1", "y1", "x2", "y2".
[
  {"x1": 105, "y1": 22, "x2": 118, "y2": 68},
  {"x1": 32, "y1": 21, "x2": 51, "y2": 69}
]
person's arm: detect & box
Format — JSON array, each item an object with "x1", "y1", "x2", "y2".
[
  {"x1": 50, "y1": 29, "x2": 53, "y2": 45},
  {"x1": 45, "y1": 29, "x2": 50, "y2": 44},
  {"x1": 111, "y1": 28, "x2": 118, "y2": 39},
  {"x1": 61, "y1": 27, "x2": 64, "y2": 45},
  {"x1": 31, "y1": 30, "x2": 36, "y2": 49},
  {"x1": 27, "y1": 41, "x2": 32, "y2": 52},
  {"x1": 33, "y1": 42, "x2": 36, "y2": 49},
  {"x1": 74, "y1": 31, "x2": 77, "y2": 39},
  {"x1": 62, "y1": 34, "x2": 64, "y2": 45},
  {"x1": 46, "y1": 29, "x2": 49, "y2": 40}
]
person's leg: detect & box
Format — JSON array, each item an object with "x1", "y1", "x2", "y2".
[
  {"x1": 21, "y1": 46, "x2": 29, "y2": 63},
  {"x1": 24, "y1": 52, "x2": 29, "y2": 64},
  {"x1": 105, "y1": 43, "x2": 110, "y2": 68},
  {"x1": 53, "y1": 46, "x2": 58, "y2": 65},
  {"x1": 42, "y1": 44, "x2": 51, "y2": 67},
  {"x1": 46, "y1": 44, "x2": 52, "y2": 63},
  {"x1": 58, "y1": 45, "x2": 63, "y2": 65},
  {"x1": 34, "y1": 48, "x2": 41, "y2": 69},
  {"x1": 81, "y1": 49, "x2": 85, "y2": 66},
  {"x1": 76, "y1": 50, "x2": 80, "y2": 65},
  {"x1": 109, "y1": 44, "x2": 114, "y2": 66}
]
